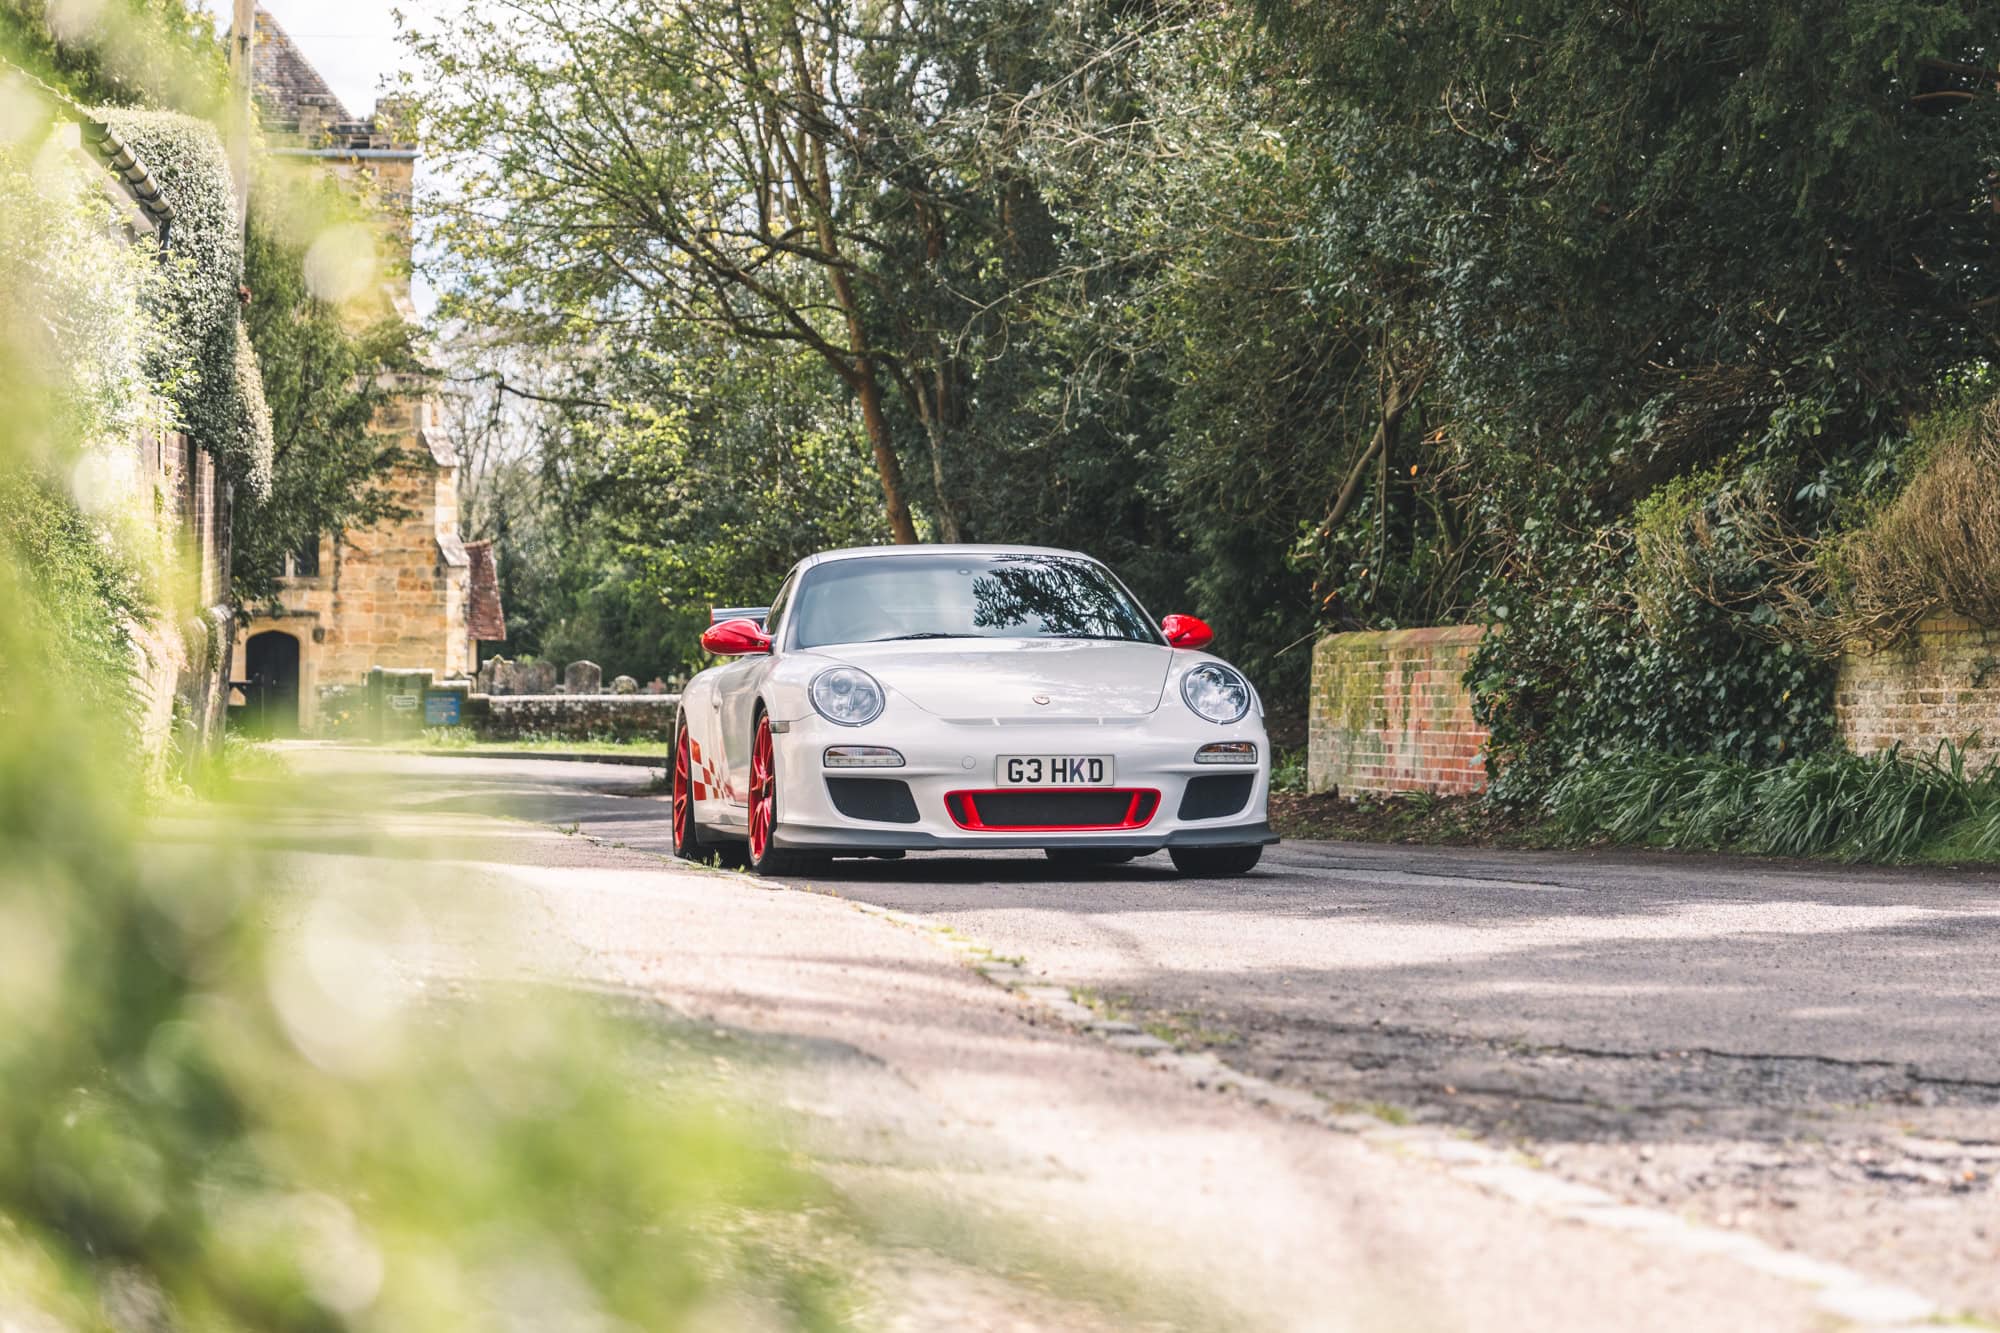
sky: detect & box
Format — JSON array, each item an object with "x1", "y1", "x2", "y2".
[{"x1": 193, "y1": 0, "x2": 417, "y2": 117}]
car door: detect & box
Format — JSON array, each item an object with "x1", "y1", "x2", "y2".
[{"x1": 716, "y1": 572, "x2": 796, "y2": 806}]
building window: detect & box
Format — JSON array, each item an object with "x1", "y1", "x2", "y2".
[{"x1": 291, "y1": 536, "x2": 321, "y2": 578}]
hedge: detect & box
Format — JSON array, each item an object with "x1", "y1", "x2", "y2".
[{"x1": 94, "y1": 107, "x2": 273, "y2": 500}]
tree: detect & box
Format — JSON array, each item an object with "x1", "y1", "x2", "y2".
[
  {"x1": 1255, "y1": 0, "x2": 2000, "y2": 791},
  {"x1": 411, "y1": 0, "x2": 1095, "y2": 544}
]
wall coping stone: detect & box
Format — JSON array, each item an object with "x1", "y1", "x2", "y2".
[
  {"x1": 474, "y1": 693, "x2": 680, "y2": 705},
  {"x1": 1314, "y1": 624, "x2": 1491, "y2": 651}
]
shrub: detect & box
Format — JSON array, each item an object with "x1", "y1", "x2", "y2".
[
  {"x1": 1468, "y1": 527, "x2": 1832, "y2": 807},
  {"x1": 96, "y1": 107, "x2": 274, "y2": 499},
  {"x1": 233, "y1": 159, "x2": 417, "y2": 606},
  {"x1": 0, "y1": 98, "x2": 164, "y2": 738},
  {"x1": 1546, "y1": 744, "x2": 2000, "y2": 863},
  {"x1": 1618, "y1": 400, "x2": 2000, "y2": 659},
  {"x1": 1, "y1": 113, "x2": 848, "y2": 1333},
  {"x1": 1814, "y1": 405, "x2": 2000, "y2": 646}
]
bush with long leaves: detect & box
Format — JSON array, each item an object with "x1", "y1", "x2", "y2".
[{"x1": 1547, "y1": 743, "x2": 2000, "y2": 863}]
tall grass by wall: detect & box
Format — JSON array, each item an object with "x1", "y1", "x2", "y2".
[{"x1": 1545, "y1": 744, "x2": 2000, "y2": 863}]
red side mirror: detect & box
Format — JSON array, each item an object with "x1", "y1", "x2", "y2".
[
  {"x1": 1162, "y1": 614, "x2": 1214, "y2": 650},
  {"x1": 700, "y1": 617, "x2": 772, "y2": 656}
]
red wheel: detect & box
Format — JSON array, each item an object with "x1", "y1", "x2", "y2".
[
  {"x1": 671, "y1": 719, "x2": 704, "y2": 860},
  {"x1": 748, "y1": 714, "x2": 777, "y2": 864},
  {"x1": 746, "y1": 712, "x2": 813, "y2": 876}
]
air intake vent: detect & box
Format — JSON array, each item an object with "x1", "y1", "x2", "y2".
[
  {"x1": 826, "y1": 777, "x2": 921, "y2": 824},
  {"x1": 1178, "y1": 773, "x2": 1254, "y2": 821},
  {"x1": 944, "y1": 789, "x2": 1159, "y2": 831}
]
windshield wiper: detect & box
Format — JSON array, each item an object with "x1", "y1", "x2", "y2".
[{"x1": 880, "y1": 632, "x2": 970, "y2": 641}]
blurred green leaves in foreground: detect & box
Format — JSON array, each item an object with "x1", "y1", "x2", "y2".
[
  {"x1": 0, "y1": 85, "x2": 846, "y2": 1333},
  {"x1": 0, "y1": 485, "x2": 851, "y2": 1333}
]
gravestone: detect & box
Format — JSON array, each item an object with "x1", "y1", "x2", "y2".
[
  {"x1": 565, "y1": 660, "x2": 603, "y2": 695},
  {"x1": 481, "y1": 657, "x2": 512, "y2": 695},
  {"x1": 515, "y1": 660, "x2": 558, "y2": 695},
  {"x1": 611, "y1": 674, "x2": 639, "y2": 694},
  {"x1": 645, "y1": 678, "x2": 668, "y2": 695}
]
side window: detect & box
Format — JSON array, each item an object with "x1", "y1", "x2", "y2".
[{"x1": 763, "y1": 573, "x2": 798, "y2": 644}]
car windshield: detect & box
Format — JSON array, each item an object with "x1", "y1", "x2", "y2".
[{"x1": 790, "y1": 553, "x2": 1163, "y2": 649}]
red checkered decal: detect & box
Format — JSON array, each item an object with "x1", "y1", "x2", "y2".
[{"x1": 688, "y1": 736, "x2": 726, "y2": 802}]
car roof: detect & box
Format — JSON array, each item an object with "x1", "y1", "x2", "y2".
[{"x1": 796, "y1": 543, "x2": 1096, "y2": 573}]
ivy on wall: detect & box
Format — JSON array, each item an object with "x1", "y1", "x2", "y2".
[
  {"x1": 95, "y1": 106, "x2": 272, "y2": 500},
  {"x1": 0, "y1": 112, "x2": 167, "y2": 729},
  {"x1": 232, "y1": 159, "x2": 417, "y2": 605}
]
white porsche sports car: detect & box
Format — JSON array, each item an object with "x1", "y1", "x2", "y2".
[{"x1": 670, "y1": 545, "x2": 1275, "y2": 877}]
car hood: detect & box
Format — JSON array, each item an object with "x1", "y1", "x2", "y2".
[{"x1": 811, "y1": 638, "x2": 1173, "y2": 719}]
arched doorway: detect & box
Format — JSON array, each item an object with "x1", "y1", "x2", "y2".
[{"x1": 239, "y1": 630, "x2": 302, "y2": 736}]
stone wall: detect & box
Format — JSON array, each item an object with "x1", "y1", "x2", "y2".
[
  {"x1": 1836, "y1": 618, "x2": 2000, "y2": 770},
  {"x1": 462, "y1": 694, "x2": 680, "y2": 744},
  {"x1": 1309, "y1": 625, "x2": 1490, "y2": 797},
  {"x1": 233, "y1": 401, "x2": 472, "y2": 731},
  {"x1": 129, "y1": 426, "x2": 232, "y2": 777}
]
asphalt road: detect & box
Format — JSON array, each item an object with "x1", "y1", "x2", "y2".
[{"x1": 291, "y1": 747, "x2": 2000, "y2": 1321}]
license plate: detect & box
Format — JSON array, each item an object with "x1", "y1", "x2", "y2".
[{"x1": 997, "y1": 755, "x2": 1115, "y2": 787}]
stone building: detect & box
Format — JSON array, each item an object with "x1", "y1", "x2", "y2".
[{"x1": 231, "y1": 8, "x2": 503, "y2": 733}]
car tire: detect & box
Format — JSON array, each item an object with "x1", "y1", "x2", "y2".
[
  {"x1": 1168, "y1": 844, "x2": 1262, "y2": 877},
  {"x1": 746, "y1": 711, "x2": 819, "y2": 877},
  {"x1": 1044, "y1": 848, "x2": 1139, "y2": 868},
  {"x1": 670, "y1": 718, "x2": 708, "y2": 862}
]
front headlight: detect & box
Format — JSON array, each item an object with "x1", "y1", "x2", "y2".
[
  {"x1": 1180, "y1": 663, "x2": 1251, "y2": 725},
  {"x1": 810, "y1": 667, "x2": 885, "y2": 726}
]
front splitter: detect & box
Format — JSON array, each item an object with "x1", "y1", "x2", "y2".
[{"x1": 767, "y1": 821, "x2": 1278, "y2": 855}]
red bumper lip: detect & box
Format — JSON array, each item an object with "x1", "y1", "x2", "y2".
[{"x1": 943, "y1": 787, "x2": 1162, "y2": 832}]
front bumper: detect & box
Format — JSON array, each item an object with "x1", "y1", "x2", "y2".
[
  {"x1": 771, "y1": 821, "x2": 1278, "y2": 854},
  {"x1": 768, "y1": 708, "x2": 1274, "y2": 854}
]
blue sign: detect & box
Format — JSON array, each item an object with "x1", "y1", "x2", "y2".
[{"x1": 423, "y1": 691, "x2": 462, "y2": 726}]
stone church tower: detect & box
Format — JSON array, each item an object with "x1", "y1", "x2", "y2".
[{"x1": 232, "y1": 8, "x2": 503, "y2": 732}]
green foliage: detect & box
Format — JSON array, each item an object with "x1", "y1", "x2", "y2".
[
  {"x1": 1242, "y1": 0, "x2": 2000, "y2": 794},
  {"x1": 1270, "y1": 746, "x2": 1308, "y2": 796},
  {"x1": 2, "y1": 36, "x2": 852, "y2": 1324},
  {"x1": 0, "y1": 0, "x2": 229, "y2": 113},
  {"x1": 0, "y1": 110, "x2": 166, "y2": 458},
  {"x1": 1546, "y1": 744, "x2": 2000, "y2": 863},
  {"x1": 1809, "y1": 402, "x2": 2000, "y2": 646},
  {"x1": 419, "y1": 0, "x2": 2000, "y2": 773},
  {"x1": 235, "y1": 163, "x2": 416, "y2": 604},
  {"x1": 454, "y1": 340, "x2": 885, "y2": 679},
  {"x1": 98, "y1": 107, "x2": 273, "y2": 499},
  {"x1": 0, "y1": 471, "x2": 145, "y2": 728},
  {"x1": 0, "y1": 93, "x2": 165, "y2": 739},
  {"x1": 412, "y1": 0, "x2": 1197, "y2": 645},
  {"x1": 1469, "y1": 524, "x2": 1833, "y2": 805}
]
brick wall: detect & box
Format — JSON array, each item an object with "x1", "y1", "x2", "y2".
[
  {"x1": 1309, "y1": 625, "x2": 1490, "y2": 797},
  {"x1": 1836, "y1": 618, "x2": 2000, "y2": 769}
]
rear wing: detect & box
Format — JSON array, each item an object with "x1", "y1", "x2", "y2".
[{"x1": 710, "y1": 606, "x2": 770, "y2": 626}]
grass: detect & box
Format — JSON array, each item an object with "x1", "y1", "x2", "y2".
[{"x1": 1544, "y1": 742, "x2": 2000, "y2": 863}]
